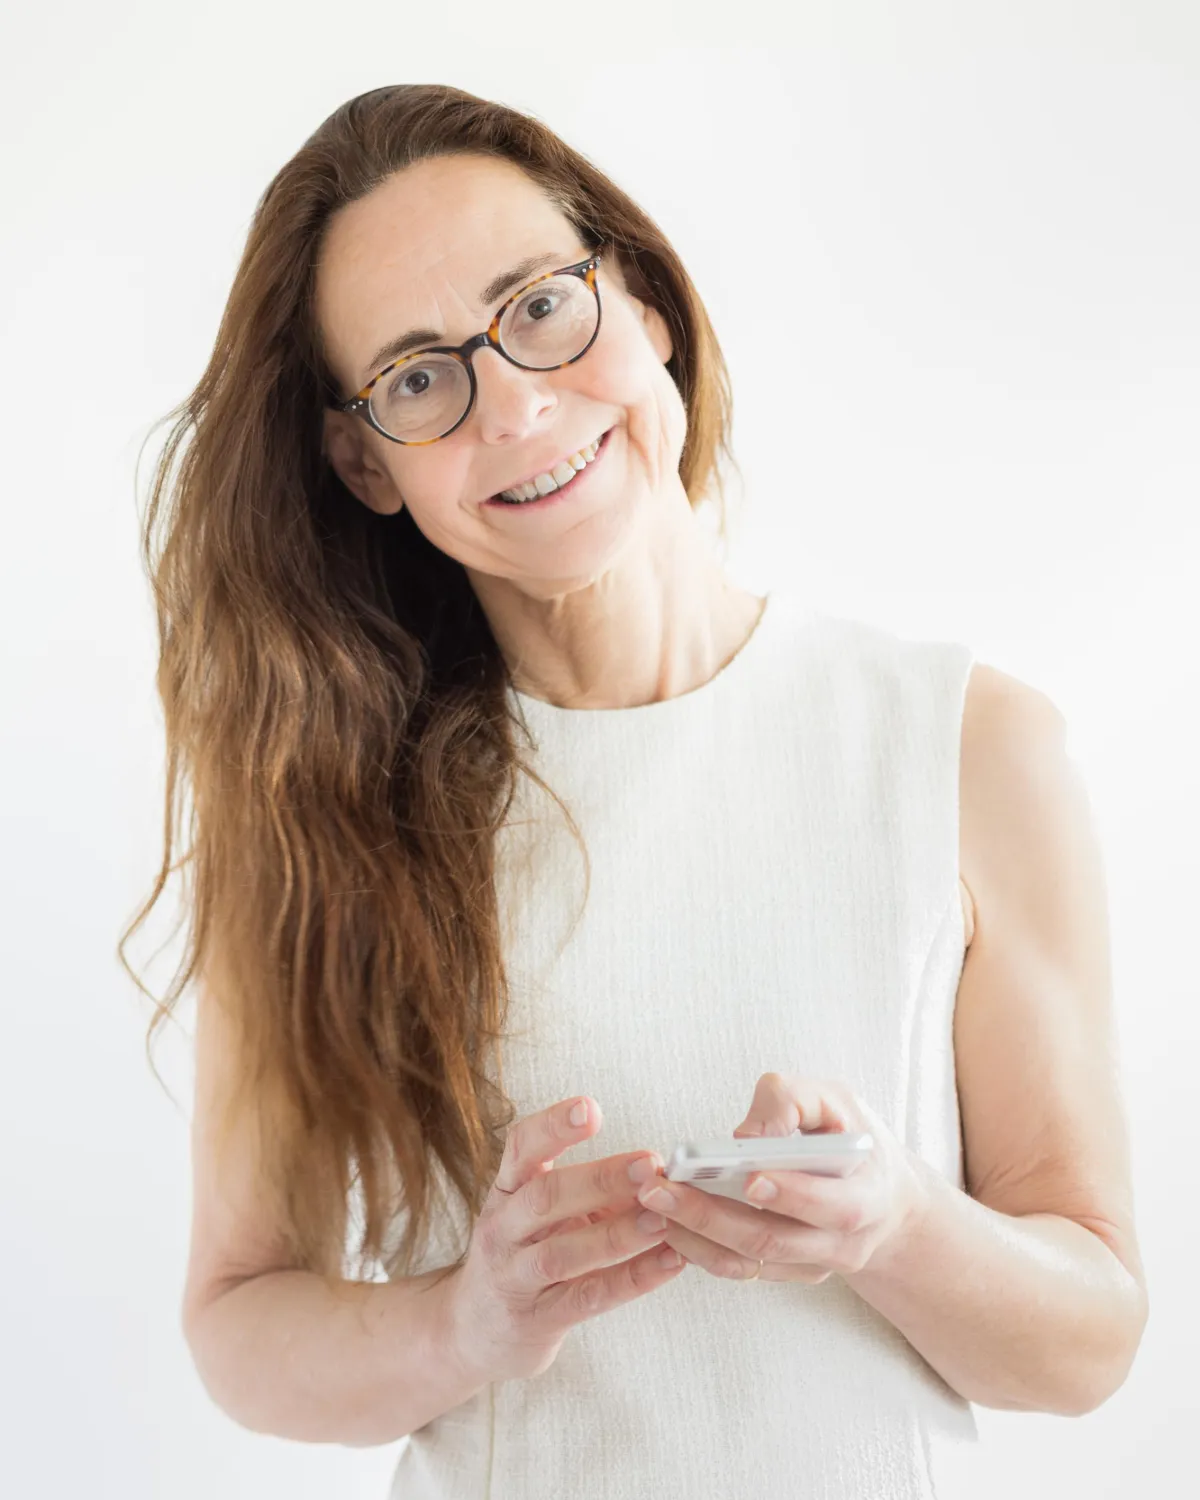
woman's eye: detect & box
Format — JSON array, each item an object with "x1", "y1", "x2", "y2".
[
  {"x1": 518, "y1": 291, "x2": 560, "y2": 322},
  {"x1": 390, "y1": 365, "x2": 434, "y2": 399}
]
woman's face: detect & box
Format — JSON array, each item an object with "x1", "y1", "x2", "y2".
[{"x1": 315, "y1": 153, "x2": 684, "y2": 591}]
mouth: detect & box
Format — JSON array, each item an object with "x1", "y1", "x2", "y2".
[{"x1": 483, "y1": 426, "x2": 615, "y2": 510}]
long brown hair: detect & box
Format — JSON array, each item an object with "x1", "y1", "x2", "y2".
[{"x1": 119, "y1": 83, "x2": 739, "y2": 1293}]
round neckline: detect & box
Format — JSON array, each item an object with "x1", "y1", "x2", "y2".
[{"x1": 510, "y1": 590, "x2": 777, "y2": 718}]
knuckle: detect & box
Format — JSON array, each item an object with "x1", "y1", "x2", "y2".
[
  {"x1": 505, "y1": 1121, "x2": 531, "y2": 1174},
  {"x1": 836, "y1": 1201, "x2": 865, "y2": 1234},
  {"x1": 604, "y1": 1216, "x2": 629, "y2": 1257},
  {"x1": 746, "y1": 1224, "x2": 786, "y2": 1262},
  {"x1": 570, "y1": 1274, "x2": 605, "y2": 1316},
  {"x1": 594, "y1": 1158, "x2": 621, "y2": 1198},
  {"x1": 835, "y1": 1240, "x2": 870, "y2": 1274},
  {"x1": 525, "y1": 1168, "x2": 558, "y2": 1221},
  {"x1": 688, "y1": 1196, "x2": 716, "y2": 1238},
  {"x1": 628, "y1": 1250, "x2": 654, "y2": 1288},
  {"x1": 528, "y1": 1236, "x2": 560, "y2": 1285}
]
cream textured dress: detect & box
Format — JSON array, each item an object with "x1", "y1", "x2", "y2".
[{"x1": 382, "y1": 588, "x2": 982, "y2": 1499}]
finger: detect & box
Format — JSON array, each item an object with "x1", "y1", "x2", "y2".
[
  {"x1": 512, "y1": 1150, "x2": 662, "y2": 1246},
  {"x1": 734, "y1": 1074, "x2": 857, "y2": 1137},
  {"x1": 659, "y1": 1220, "x2": 766, "y2": 1280},
  {"x1": 527, "y1": 1195, "x2": 639, "y2": 1244},
  {"x1": 493, "y1": 1096, "x2": 599, "y2": 1197},
  {"x1": 639, "y1": 1174, "x2": 856, "y2": 1268},
  {"x1": 539, "y1": 1240, "x2": 688, "y2": 1321},
  {"x1": 742, "y1": 1168, "x2": 878, "y2": 1235},
  {"x1": 637, "y1": 1177, "x2": 769, "y2": 1259},
  {"x1": 660, "y1": 1223, "x2": 837, "y2": 1283},
  {"x1": 527, "y1": 1213, "x2": 591, "y2": 1245},
  {"x1": 511, "y1": 1207, "x2": 672, "y2": 1291}
]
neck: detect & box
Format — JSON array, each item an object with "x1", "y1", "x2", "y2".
[{"x1": 468, "y1": 506, "x2": 766, "y2": 710}]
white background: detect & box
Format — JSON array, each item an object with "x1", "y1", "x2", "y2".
[{"x1": 1, "y1": 2, "x2": 1196, "y2": 1496}]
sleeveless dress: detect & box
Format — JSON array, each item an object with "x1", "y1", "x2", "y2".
[{"x1": 382, "y1": 588, "x2": 982, "y2": 1499}]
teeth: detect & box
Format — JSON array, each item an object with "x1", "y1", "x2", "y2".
[{"x1": 498, "y1": 435, "x2": 602, "y2": 503}]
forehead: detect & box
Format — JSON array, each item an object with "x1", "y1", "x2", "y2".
[{"x1": 314, "y1": 154, "x2": 576, "y2": 391}]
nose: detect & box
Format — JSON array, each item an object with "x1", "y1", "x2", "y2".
[{"x1": 469, "y1": 345, "x2": 558, "y2": 444}]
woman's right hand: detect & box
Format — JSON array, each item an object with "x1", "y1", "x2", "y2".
[{"x1": 442, "y1": 1095, "x2": 687, "y2": 1383}]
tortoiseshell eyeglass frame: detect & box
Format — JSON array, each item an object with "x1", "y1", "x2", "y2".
[{"x1": 327, "y1": 252, "x2": 604, "y2": 446}]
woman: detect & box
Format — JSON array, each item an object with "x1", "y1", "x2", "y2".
[{"x1": 122, "y1": 84, "x2": 1148, "y2": 1498}]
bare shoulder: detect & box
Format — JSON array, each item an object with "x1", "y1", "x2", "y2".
[{"x1": 958, "y1": 661, "x2": 1068, "y2": 939}]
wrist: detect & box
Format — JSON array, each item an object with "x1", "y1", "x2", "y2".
[
  {"x1": 859, "y1": 1147, "x2": 938, "y2": 1282},
  {"x1": 433, "y1": 1262, "x2": 496, "y2": 1392}
]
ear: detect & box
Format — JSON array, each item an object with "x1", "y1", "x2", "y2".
[
  {"x1": 322, "y1": 410, "x2": 405, "y2": 515},
  {"x1": 633, "y1": 296, "x2": 674, "y2": 367}
]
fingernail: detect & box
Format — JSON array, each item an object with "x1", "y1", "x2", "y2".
[
  {"x1": 569, "y1": 1100, "x2": 588, "y2": 1127},
  {"x1": 637, "y1": 1210, "x2": 668, "y2": 1234},
  {"x1": 628, "y1": 1155, "x2": 661, "y2": 1185},
  {"x1": 747, "y1": 1176, "x2": 777, "y2": 1202},
  {"x1": 639, "y1": 1185, "x2": 677, "y2": 1211}
]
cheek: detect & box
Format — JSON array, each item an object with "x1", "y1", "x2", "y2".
[
  {"x1": 385, "y1": 457, "x2": 484, "y2": 553},
  {"x1": 627, "y1": 358, "x2": 688, "y2": 464},
  {"x1": 580, "y1": 339, "x2": 685, "y2": 463},
  {"x1": 583, "y1": 302, "x2": 661, "y2": 399},
  {"x1": 393, "y1": 450, "x2": 471, "y2": 511}
]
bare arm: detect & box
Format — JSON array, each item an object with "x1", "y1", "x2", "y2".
[
  {"x1": 842, "y1": 665, "x2": 1148, "y2": 1414},
  {"x1": 182, "y1": 966, "x2": 686, "y2": 1445},
  {"x1": 181, "y1": 983, "x2": 486, "y2": 1446},
  {"x1": 842, "y1": 1152, "x2": 1146, "y2": 1415},
  {"x1": 185, "y1": 1264, "x2": 479, "y2": 1447}
]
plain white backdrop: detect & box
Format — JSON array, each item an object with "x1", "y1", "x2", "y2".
[{"x1": 1, "y1": 2, "x2": 1196, "y2": 1496}]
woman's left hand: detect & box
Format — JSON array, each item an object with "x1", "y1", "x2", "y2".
[{"x1": 636, "y1": 1073, "x2": 930, "y2": 1283}]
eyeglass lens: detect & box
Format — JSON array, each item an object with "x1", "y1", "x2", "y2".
[{"x1": 369, "y1": 272, "x2": 600, "y2": 442}]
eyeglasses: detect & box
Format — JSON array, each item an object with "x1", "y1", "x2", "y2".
[{"x1": 328, "y1": 253, "x2": 604, "y2": 446}]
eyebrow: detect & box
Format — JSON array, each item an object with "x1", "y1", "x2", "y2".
[{"x1": 360, "y1": 250, "x2": 568, "y2": 387}]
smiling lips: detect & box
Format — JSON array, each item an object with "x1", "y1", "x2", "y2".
[{"x1": 490, "y1": 428, "x2": 610, "y2": 504}]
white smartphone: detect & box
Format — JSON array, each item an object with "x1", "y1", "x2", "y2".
[{"x1": 665, "y1": 1131, "x2": 874, "y2": 1196}]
